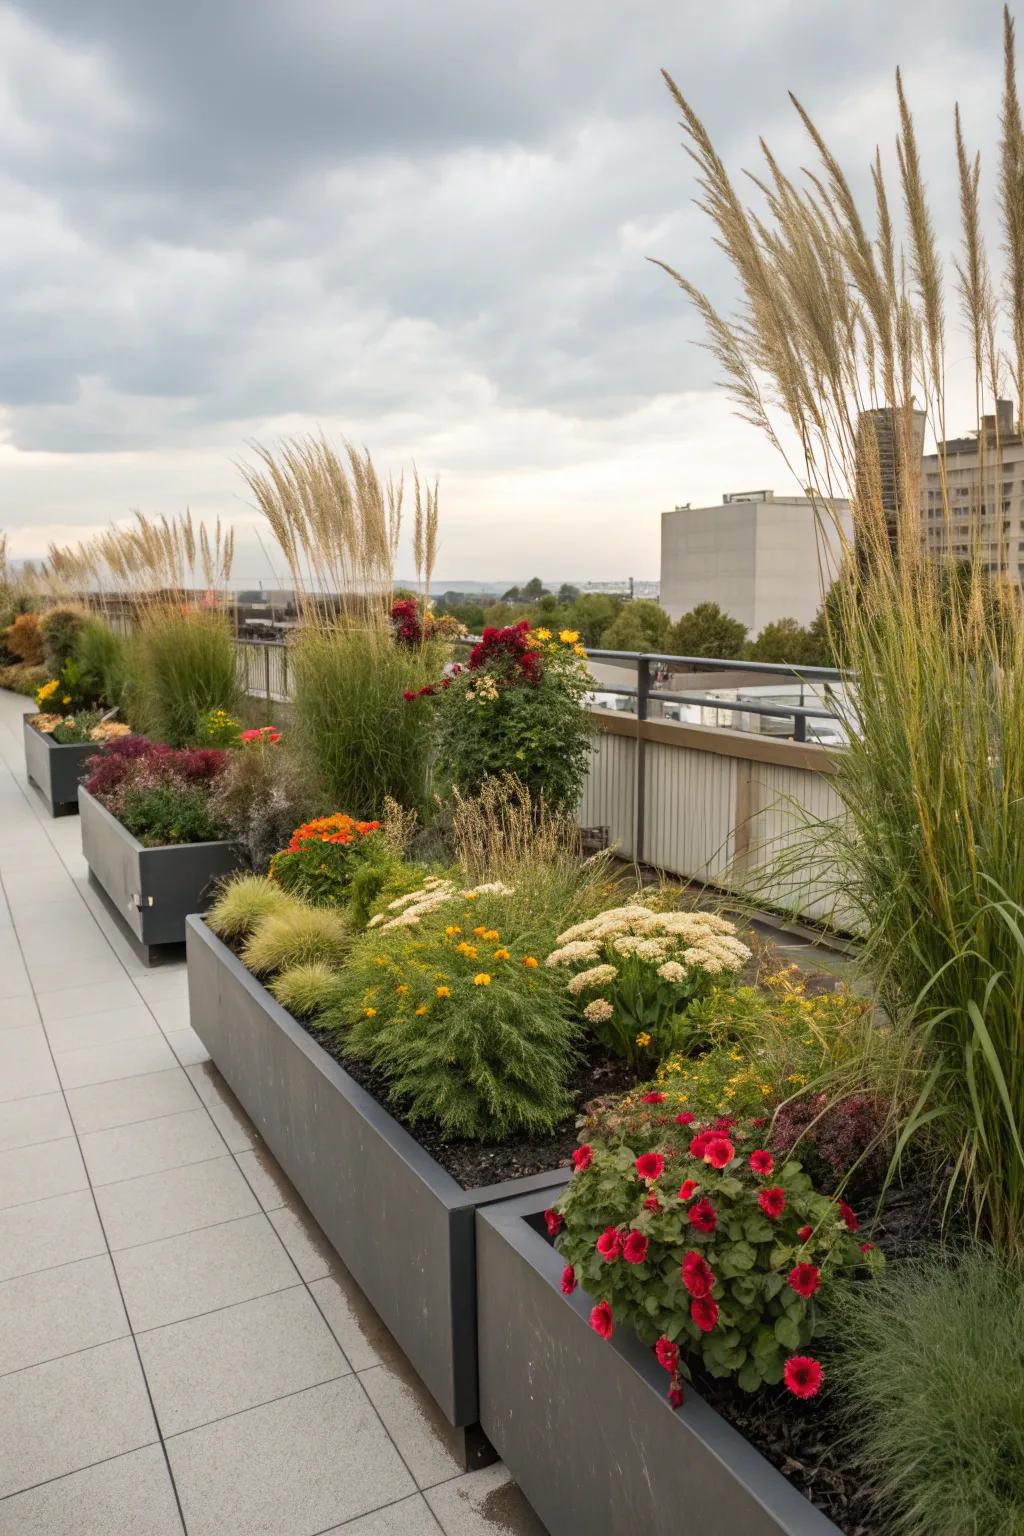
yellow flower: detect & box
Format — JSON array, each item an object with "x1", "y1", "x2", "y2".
[
  {"x1": 365, "y1": 1007, "x2": 377, "y2": 1017},
  {"x1": 523, "y1": 956, "x2": 538, "y2": 969},
  {"x1": 759, "y1": 1083, "x2": 772, "y2": 1096},
  {"x1": 456, "y1": 942, "x2": 478, "y2": 959},
  {"x1": 635, "y1": 1031, "x2": 652, "y2": 1047},
  {"x1": 436, "y1": 985, "x2": 451, "y2": 998},
  {"x1": 573, "y1": 643, "x2": 587, "y2": 658},
  {"x1": 533, "y1": 627, "x2": 552, "y2": 642},
  {"x1": 445, "y1": 925, "x2": 461, "y2": 937},
  {"x1": 473, "y1": 925, "x2": 487, "y2": 937},
  {"x1": 493, "y1": 948, "x2": 510, "y2": 961},
  {"x1": 396, "y1": 984, "x2": 409, "y2": 995},
  {"x1": 62, "y1": 695, "x2": 72, "y2": 705},
  {"x1": 415, "y1": 1005, "x2": 428, "y2": 1016},
  {"x1": 473, "y1": 973, "x2": 492, "y2": 986},
  {"x1": 559, "y1": 629, "x2": 580, "y2": 644},
  {"x1": 464, "y1": 892, "x2": 478, "y2": 901},
  {"x1": 36, "y1": 679, "x2": 59, "y2": 704}
]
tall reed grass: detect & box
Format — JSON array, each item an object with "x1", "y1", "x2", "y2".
[{"x1": 661, "y1": 9, "x2": 1024, "y2": 1254}]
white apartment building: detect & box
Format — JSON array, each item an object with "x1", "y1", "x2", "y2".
[
  {"x1": 659, "y1": 490, "x2": 852, "y2": 632},
  {"x1": 920, "y1": 401, "x2": 1024, "y2": 579}
]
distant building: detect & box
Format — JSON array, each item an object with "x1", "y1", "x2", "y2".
[
  {"x1": 920, "y1": 399, "x2": 1024, "y2": 579},
  {"x1": 659, "y1": 490, "x2": 851, "y2": 631},
  {"x1": 856, "y1": 407, "x2": 927, "y2": 559}
]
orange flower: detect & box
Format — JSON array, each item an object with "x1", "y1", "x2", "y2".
[
  {"x1": 493, "y1": 948, "x2": 510, "y2": 961},
  {"x1": 436, "y1": 985, "x2": 451, "y2": 998},
  {"x1": 523, "y1": 956, "x2": 539, "y2": 969}
]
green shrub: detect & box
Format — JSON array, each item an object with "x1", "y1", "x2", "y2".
[
  {"x1": 242, "y1": 905, "x2": 351, "y2": 977},
  {"x1": 75, "y1": 618, "x2": 127, "y2": 709},
  {"x1": 269, "y1": 962, "x2": 348, "y2": 1018},
  {"x1": 117, "y1": 783, "x2": 227, "y2": 848},
  {"x1": 127, "y1": 609, "x2": 241, "y2": 746},
  {"x1": 39, "y1": 607, "x2": 85, "y2": 674},
  {"x1": 834, "y1": 1248, "x2": 1024, "y2": 1536},
  {"x1": 268, "y1": 813, "x2": 389, "y2": 907},
  {"x1": 207, "y1": 875, "x2": 298, "y2": 941}
]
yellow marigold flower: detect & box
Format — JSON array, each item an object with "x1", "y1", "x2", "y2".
[
  {"x1": 473, "y1": 926, "x2": 487, "y2": 937},
  {"x1": 415, "y1": 1005, "x2": 428, "y2": 1016},
  {"x1": 523, "y1": 955, "x2": 538, "y2": 968},
  {"x1": 445, "y1": 925, "x2": 461, "y2": 937},
  {"x1": 534, "y1": 627, "x2": 552, "y2": 641},
  {"x1": 559, "y1": 629, "x2": 580, "y2": 644},
  {"x1": 635, "y1": 1031, "x2": 652, "y2": 1047},
  {"x1": 483, "y1": 929, "x2": 499, "y2": 941},
  {"x1": 436, "y1": 985, "x2": 451, "y2": 998},
  {"x1": 473, "y1": 973, "x2": 491, "y2": 986},
  {"x1": 464, "y1": 892, "x2": 478, "y2": 901},
  {"x1": 396, "y1": 984, "x2": 409, "y2": 995},
  {"x1": 365, "y1": 1007, "x2": 377, "y2": 1017},
  {"x1": 493, "y1": 948, "x2": 510, "y2": 961},
  {"x1": 573, "y1": 643, "x2": 587, "y2": 658},
  {"x1": 759, "y1": 1083, "x2": 772, "y2": 1095},
  {"x1": 456, "y1": 942, "x2": 478, "y2": 959}
]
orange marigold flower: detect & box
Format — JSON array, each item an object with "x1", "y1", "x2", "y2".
[
  {"x1": 523, "y1": 956, "x2": 538, "y2": 968},
  {"x1": 493, "y1": 948, "x2": 510, "y2": 961}
]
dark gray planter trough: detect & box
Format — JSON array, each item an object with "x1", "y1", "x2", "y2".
[
  {"x1": 79, "y1": 786, "x2": 241, "y2": 962},
  {"x1": 23, "y1": 713, "x2": 94, "y2": 815},
  {"x1": 185, "y1": 915, "x2": 570, "y2": 1464},
  {"x1": 476, "y1": 1190, "x2": 843, "y2": 1536}
]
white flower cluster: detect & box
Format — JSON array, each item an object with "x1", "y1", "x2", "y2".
[
  {"x1": 545, "y1": 938, "x2": 602, "y2": 968},
  {"x1": 583, "y1": 997, "x2": 614, "y2": 1023},
  {"x1": 366, "y1": 877, "x2": 515, "y2": 933},
  {"x1": 466, "y1": 675, "x2": 499, "y2": 704},
  {"x1": 546, "y1": 905, "x2": 750, "y2": 981},
  {"x1": 566, "y1": 963, "x2": 618, "y2": 996}
]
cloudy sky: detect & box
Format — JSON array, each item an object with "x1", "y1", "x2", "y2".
[{"x1": 0, "y1": 1, "x2": 1006, "y2": 582}]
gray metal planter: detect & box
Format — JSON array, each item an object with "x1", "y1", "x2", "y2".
[
  {"x1": 185, "y1": 915, "x2": 570, "y2": 1462},
  {"x1": 79, "y1": 787, "x2": 241, "y2": 961},
  {"x1": 23, "y1": 714, "x2": 94, "y2": 816},
  {"x1": 476, "y1": 1190, "x2": 843, "y2": 1536}
]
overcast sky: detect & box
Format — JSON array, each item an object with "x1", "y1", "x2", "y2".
[{"x1": 0, "y1": 1, "x2": 1007, "y2": 582}]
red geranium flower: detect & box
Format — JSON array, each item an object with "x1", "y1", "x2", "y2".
[
  {"x1": 750, "y1": 1115, "x2": 769, "y2": 1128},
  {"x1": 860, "y1": 1242, "x2": 875, "y2": 1254},
  {"x1": 668, "y1": 1384, "x2": 684, "y2": 1409},
  {"x1": 642, "y1": 1091, "x2": 666, "y2": 1104},
  {"x1": 681, "y1": 1250, "x2": 715, "y2": 1298},
  {"x1": 622, "y1": 1230, "x2": 649, "y2": 1265},
  {"x1": 643, "y1": 1194, "x2": 661, "y2": 1212},
  {"x1": 677, "y1": 1179, "x2": 699, "y2": 1202},
  {"x1": 560, "y1": 1264, "x2": 576, "y2": 1295},
  {"x1": 758, "y1": 1186, "x2": 786, "y2": 1220},
  {"x1": 703, "y1": 1136, "x2": 735, "y2": 1169},
  {"x1": 748, "y1": 1149, "x2": 774, "y2": 1176},
  {"x1": 784, "y1": 1356, "x2": 823, "y2": 1399},
  {"x1": 838, "y1": 1200, "x2": 859, "y2": 1232},
  {"x1": 596, "y1": 1226, "x2": 623, "y2": 1262},
  {"x1": 690, "y1": 1295, "x2": 719, "y2": 1332},
  {"x1": 654, "y1": 1336, "x2": 679, "y2": 1374},
  {"x1": 676, "y1": 1111, "x2": 695, "y2": 1125},
  {"x1": 402, "y1": 690, "x2": 417, "y2": 702},
  {"x1": 590, "y1": 1301, "x2": 614, "y2": 1340},
  {"x1": 543, "y1": 1208, "x2": 563, "y2": 1237},
  {"x1": 712, "y1": 1116, "x2": 737, "y2": 1131},
  {"x1": 688, "y1": 1132, "x2": 712, "y2": 1158},
  {"x1": 797, "y1": 1224, "x2": 813, "y2": 1242},
  {"x1": 635, "y1": 1152, "x2": 664, "y2": 1182},
  {"x1": 788, "y1": 1262, "x2": 821, "y2": 1299},
  {"x1": 572, "y1": 1144, "x2": 593, "y2": 1172},
  {"x1": 688, "y1": 1198, "x2": 717, "y2": 1234}
]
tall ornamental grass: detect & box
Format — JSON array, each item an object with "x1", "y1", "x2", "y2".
[
  {"x1": 661, "y1": 10, "x2": 1024, "y2": 1253},
  {"x1": 126, "y1": 608, "x2": 241, "y2": 747}
]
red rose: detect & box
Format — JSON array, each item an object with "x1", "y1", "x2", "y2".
[
  {"x1": 758, "y1": 1186, "x2": 786, "y2": 1220},
  {"x1": 688, "y1": 1198, "x2": 717, "y2": 1234},
  {"x1": 655, "y1": 1336, "x2": 679, "y2": 1374},
  {"x1": 572, "y1": 1144, "x2": 593, "y2": 1172},
  {"x1": 860, "y1": 1242, "x2": 875, "y2": 1254},
  {"x1": 788, "y1": 1262, "x2": 821, "y2": 1299},
  {"x1": 797, "y1": 1225, "x2": 813, "y2": 1243},
  {"x1": 681, "y1": 1250, "x2": 715, "y2": 1298},
  {"x1": 838, "y1": 1200, "x2": 859, "y2": 1232},
  {"x1": 642, "y1": 1091, "x2": 666, "y2": 1104},
  {"x1": 596, "y1": 1226, "x2": 623, "y2": 1262},
  {"x1": 748, "y1": 1149, "x2": 774, "y2": 1176},
  {"x1": 560, "y1": 1264, "x2": 577, "y2": 1295},
  {"x1": 622, "y1": 1230, "x2": 649, "y2": 1265},
  {"x1": 635, "y1": 1152, "x2": 665, "y2": 1182},
  {"x1": 690, "y1": 1295, "x2": 719, "y2": 1332},
  {"x1": 784, "y1": 1355, "x2": 823, "y2": 1399},
  {"x1": 677, "y1": 1179, "x2": 699, "y2": 1202},
  {"x1": 643, "y1": 1194, "x2": 661, "y2": 1212},
  {"x1": 668, "y1": 1384, "x2": 684, "y2": 1409},
  {"x1": 590, "y1": 1301, "x2": 614, "y2": 1340},
  {"x1": 543, "y1": 1208, "x2": 563, "y2": 1237},
  {"x1": 675, "y1": 1111, "x2": 695, "y2": 1125},
  {"x1": 703, "y1": 1136, "x2": 735, "y2": 1169}
]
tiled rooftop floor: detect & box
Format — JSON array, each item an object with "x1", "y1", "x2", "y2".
[{"x1": 0, "y1": 689, "x2": 546, "y2": 1536}]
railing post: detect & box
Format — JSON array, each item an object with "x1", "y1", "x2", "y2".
[
  {"x1": 264, "y1": 645, "x2": 271, "y2": 712},
  {"x1": 793, "y1": 712, "x2": 807, "y2": 743},
  {"x1": 635, "y1": 656, "x2": 650, "y2": 865}
]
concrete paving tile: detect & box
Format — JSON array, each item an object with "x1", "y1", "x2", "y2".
[
  {"x1": 322, "y1": 1496, "x2": 444, "y2": 1535},
  {"x1": 80, "y1": 1106, "x2": 226, "y2": 1186},
  {"x1": 0, "y1": 1443, "x2": 184, "y2": 1536},
  {"x1": 423, "y1": 1465, "x2": 548, "y2": 1536},
  {"x1": 235, "y1": 1145, "x2": 298, "y2": 1212},
  {"x1": 166, "y1": 1375, "x2": 415, "y2": 1536},
  {"x1": 0, "y1": 1253, "x2": 128, "y2": 1376},
  {"x1": 267, "y1": 1203, "x2": 335, "y2": 1282},
  {"x1": 163, "y1": 1026, "x2": 210, "y2": 1065},
  {"x1": 0, "y1": 1091, "x2": 72, "y2": 1152},
  {"x1": 145, "y1": 993, "x2": 191, "y2": 1033},
  {"x1": 0, "y1": 1137, "x2": 87, "y2": 1210},
  {"x1": 308, "y1": 1265, "x2": 403, "y2": 1374},
  {"x1": 132, "y1": 967, "x2": 188, "y2": 1002},
  {"x1": 0, "y1": 1027, "x2": 59, "y2": 1102},
  {"x1": 96, "y1": 1155, "x2": 259, "y2": 1250},
  {"x1": 114, "y1": 1212, "x2": 298, "y2": 1331},
  {"x1": 54, "y1": 1033, "x2": 178, "y2": 1089},
  {"x1": 207, "y1": 1096, "x2": 258, "y2": 1151},
  {"x1": 358, "y1": 1361, "x2": 462, "y2": 1489},
  {"x1": 0, "y1": 1337, "x2": 157, "y2": 1498},
  {"x1": 139, "y1": 1285, "x2": 350, "y2": 1436},
  {"x1": 65, "y1": 1067, "x2": 200, "y2": 1134},
  {"x1": 37, "y1": 974, "x2": 142, "y2": 1020},
  {"x1": 0, "y1": 951, "x2": 31, "y2": 1001},
  {"x1": 28, "y1": 954, "x2": 127, "y2": 992},
  {"x1": 0, "y1": 1189, "x2": 106, "y2": 1282},
  {"x1": 45, "y1": 1003, "x2": 161, "y2": 1053},
  {"x1": 0, "y1": 993, "x2": 40, "y2": 1031}
]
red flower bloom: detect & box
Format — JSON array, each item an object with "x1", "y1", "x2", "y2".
[
  {"x1": 784, "y1": 1356, "x2": 823, "y2": 1399},
  {"x1": 589, "y1": 1301, "x2": 614, "y2": 1340},
  {"x1": 748, "y1": 1149, "x2": 775, "y2": 1176},
  {"x1": 543, "y1": 1208, "x2": 563, "y2": 1237},
  {"x1": 654, "y1": 1336, "x2": 679, "y2": 1374},
  {"x1": 622, "y1": 1230, "x2": 649, "y2": 1265},
  {"x1": 688, "y1": 1132, "x2": 712, "y2": 1158},
  {"x1": 572, "y1": 1144, "x2": 593, "y2": 1172},
  {"x1": 643, "y1": 1194, "x2": 661, "y2": 1213},
  {"x1": 838, "y1": 1200, "x2": 859, "y2": 1232},
  {"x1": 402, "y1": 691, "x2": 417, "y2": 702},
  {"x1": 675, "y1": 1111, "x2": 695, "y2": 1125},
  {"x1": 668, "y1": 1384, "x2": 684, "y2": 1409},
  {"x1": 634, "y1": 1152, "x2": 665, "y2": 1182},
  {"x1": 712, "y1": 1116, "x2": 737, "y2": 1132},
  {"x1": 596, "y1": 1226, "x2": 623, "y2": 1262},
  {"x1": 560, "y1": 1264, "x2": 577, "y2": 1295},
  {"x1": 703, "y1": 1136, "x2": 735, "y2": 1169},
  {"x1": 681, "y1": 1250, "x2": 715, "y2": 1298},
  {"x1": 690, "y1": 1295, "x2": 719, "y2": 1332},
  {"x1": 688, "y1": 1198, "x2": 717, "y2": 1234},
  {"x1": 860, "y1": 1242, "x2": 875, "y2": 1254},
  {"x1": 788, "y1": 1263, "x2": 821, "y2": 1299},
  {"x1": 797, "y1": 1224, "x2": 813, "y2": 1242},
  {"x1": 642, "y1": 1091, "x2": 666, "y2": 1104},
  {"x1": 758, "y1": 1186, "x2": 786, "y2": 1220},
  {"x1": 677, "y1": 1179, "x2": 699, "y2": 1202}
]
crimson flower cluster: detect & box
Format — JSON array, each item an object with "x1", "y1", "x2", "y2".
[
  {"x1": 468, "y1": 619, "x2": 541, "y2": 681},
  {"x1": 83, "y1": 738, "x2": 227, "y2": 802}
]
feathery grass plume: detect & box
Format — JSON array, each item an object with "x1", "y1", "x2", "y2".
[
  {"x1": 207, "y1": 875, "x2": 299, "y2": 942},
  {"x1": 660, "y1": 14, "x2": 1024, "y2": 1256},
  {"x1": 242, "y1": 904, "x2": 351, "y2": 977},
  {"x1": 269, "y1": 962, "x2": 348, "y2": 1018}
]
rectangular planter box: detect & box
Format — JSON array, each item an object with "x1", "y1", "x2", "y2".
[
  {"x1": 186, "y1": 915, "x2": 570, "y2": 1445},
  {"x1": 80, "y1": 787, "x2": 241, "y2": 958},
  {"x1": 476, "y1": 1191, "x2": 842, "y2": 1536},
  {"x1": 23, "y1": 713, "x2": 94, "y2": 815}
]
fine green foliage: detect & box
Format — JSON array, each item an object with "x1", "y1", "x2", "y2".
[
  {"x1": 834, "y1": 1248, "x2": 1024, "y2": 1536},
  {"x1": 126, "y1": 609, "x2": 242, "y2": 746},
  {"x1": 39, "y1": 607, "x2": 85, "y2": 675},
  {"x1": 208, "y1": 744, "x2": 322, "y2": 874},
  {"x1": 242, "y1": 904, "x2": 351, "y2": 977},
  {"x1": 0, "y1": 662, "x2": 46, "y2": 696},
  {"x1": 269, "y1": 962, "x2": 349, "y2": 1018},
  {"x1": 669, "y1": 602, "x2": 748, "y2": 659},
  {"x1": 207, "y1": 875, "x2": 298, "y2": 942},
  {"x1": 74, "y1": 617, "x2": 128, "y2": 709},
  {"x1": 117, "y1": 783, "x2": 228, "y2": 848}
]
